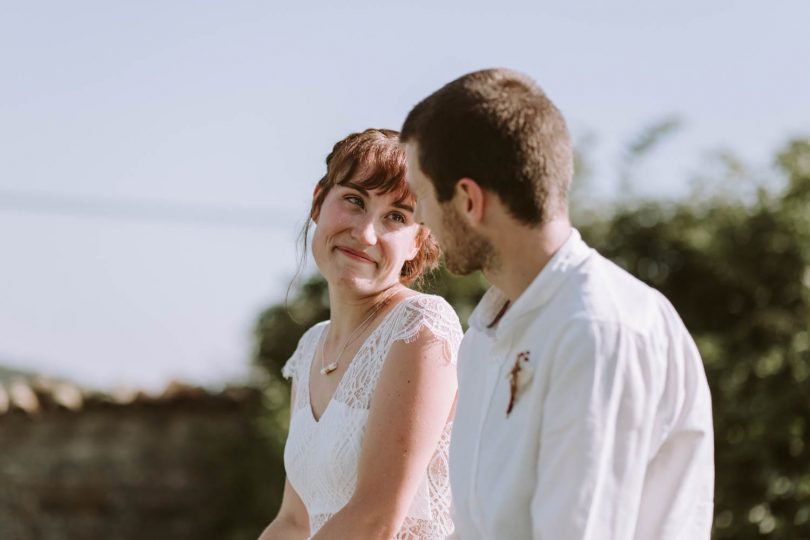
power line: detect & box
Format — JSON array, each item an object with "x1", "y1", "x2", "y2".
[{"x1": 0, "y1": 187, "x2": 301, "y2": 230}]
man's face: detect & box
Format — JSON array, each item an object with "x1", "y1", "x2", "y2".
[{"x1": 404, "y1": 142, "x2": 494, "y2": 275}]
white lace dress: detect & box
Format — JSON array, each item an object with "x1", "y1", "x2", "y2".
[{"x1": 281, "y1": 293, "x2": 462, "y2": 539}]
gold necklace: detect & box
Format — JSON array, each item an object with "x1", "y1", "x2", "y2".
[{"x1": 319, "y1": 289, "x2": 396, "y2": 376}]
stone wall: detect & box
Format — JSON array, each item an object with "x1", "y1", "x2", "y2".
[{"x1": 0, "y1": 380, "x2": 280, "y2": 540}]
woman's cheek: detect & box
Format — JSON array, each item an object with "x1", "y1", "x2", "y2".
[
  {"x1": 331, "y1": 206, "x2": 357, "y2": 231},
  {"x1": 310, "y1": 227, "x2": 327, "y2": 267}
]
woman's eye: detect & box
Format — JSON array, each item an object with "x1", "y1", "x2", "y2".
[
  {"x1": 345, "y1": 195, "x2": 364, "y2": 208},
  {"x1": 389, "y1": 212, "x2": 407, "y2": 224}
]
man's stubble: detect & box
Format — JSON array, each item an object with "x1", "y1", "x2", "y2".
[{"x1": 439, "y1": 202, "x2": 499, "y2": 276}]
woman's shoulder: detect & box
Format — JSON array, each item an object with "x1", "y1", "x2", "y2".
[
  {"x1": 281, "y1": 321, "x2": 328, "y2": 381},
  {"x1": 398, "y1": 292, "x2": 458, "y2": 317},
  {"x1": 390, "y1": 293, "x2": 463, "y2": 345}
]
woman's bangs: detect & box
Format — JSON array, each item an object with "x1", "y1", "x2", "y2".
[{"x1": 342, "y1": 155, "x2": 414, "y2": 207}]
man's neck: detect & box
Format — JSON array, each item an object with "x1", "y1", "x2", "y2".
[{"x1": 483, "y1": 219, "x2": 572, "y2": 304}]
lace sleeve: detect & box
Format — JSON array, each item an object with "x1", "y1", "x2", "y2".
[
  {"x1": 389, "y1": 294, "x2": 463, "y2": 365},
  {"x1": 280, "y1": 343, "x2": 300, "y2": 381},
  {"x1": 281, "y1": 323, "x2": 325, "y2": 381}
]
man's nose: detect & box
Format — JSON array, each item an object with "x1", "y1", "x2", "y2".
[{"x1": 413, "y1": 200, "x2": 425, "y2": 226}]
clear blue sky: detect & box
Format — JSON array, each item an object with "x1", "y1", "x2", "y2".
[{"x1": 1, "y1": 1, "x2": 807, "y2": 390}]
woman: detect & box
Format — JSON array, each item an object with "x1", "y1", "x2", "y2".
[{"x1": 259, "y1": 129, "x2": 462, "y2": 539}]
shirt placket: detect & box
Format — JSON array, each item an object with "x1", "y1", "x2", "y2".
[{"x1": 469, "y1": 338, "x2": 511, "y2": 537}]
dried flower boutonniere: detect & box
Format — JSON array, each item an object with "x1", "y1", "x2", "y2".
[{"x1": 506, "y1": 350, "x2": 533, "y2": 416}]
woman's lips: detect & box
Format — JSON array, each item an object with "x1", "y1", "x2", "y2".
[{"x1": 335, "y1": 246, "x2": 375, "y2": 264}]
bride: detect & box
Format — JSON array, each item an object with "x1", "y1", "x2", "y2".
[{"x1": 258, "y1": 129, "x2": 462, "y2": 539}]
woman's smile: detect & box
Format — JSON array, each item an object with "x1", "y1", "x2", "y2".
[{"x1": 334, "y1": 245, "x2": 376, "y2": 264}]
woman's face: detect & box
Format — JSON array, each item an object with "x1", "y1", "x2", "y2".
[{"x1": 311, "y1": 179, "x2": 421, "y2": 295}]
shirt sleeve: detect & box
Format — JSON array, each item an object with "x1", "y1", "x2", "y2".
[{"x1": 531, "y1": 318, "x2": 658, "y2": 539}]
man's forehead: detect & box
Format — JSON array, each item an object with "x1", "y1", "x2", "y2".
[
  {"x1": 403, "y1": 141, "x2": 419, "y2": 163},
  {"x1": 404, "y1": 163, "x2": 416, "y2": 183},
  {"x1": 404, "y1": 167, "x2": 423, "y2": 194},
  {"x1": 403, "y1": 146, "x2": 422, "y2": 180}
]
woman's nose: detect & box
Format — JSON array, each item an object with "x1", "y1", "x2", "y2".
[{"x1": 351, "y1": 215, "x2": 378, "y2": 245}]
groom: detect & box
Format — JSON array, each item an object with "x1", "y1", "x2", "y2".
[{"x1": 401, "y1": 68, "x2": 714, "y2": 539}]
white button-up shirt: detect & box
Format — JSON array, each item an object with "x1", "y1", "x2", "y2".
[{"x1": 448, "y1": 229, "x2": 714, "y2": 539}]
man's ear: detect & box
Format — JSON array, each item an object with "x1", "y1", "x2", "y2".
[{"x1": 455, "y1": 178, "x2": 486, "y2": 225}]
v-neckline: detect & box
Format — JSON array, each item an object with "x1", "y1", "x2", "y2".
[{"x1": 305, "y1": 295, "x2": 415, "y2": 424}]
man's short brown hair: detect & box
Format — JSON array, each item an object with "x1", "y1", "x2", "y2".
[{"x1": 401, "y1": 68, "x2": 574, "y2": 225}]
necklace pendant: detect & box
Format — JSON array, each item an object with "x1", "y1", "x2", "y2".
[{"x1": 320, "y1": 362, "x2": 338, "y2": 375}]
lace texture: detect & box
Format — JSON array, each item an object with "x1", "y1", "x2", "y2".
[{"x1": 281, "y1": 294, "x2": 462, "y2": 539}]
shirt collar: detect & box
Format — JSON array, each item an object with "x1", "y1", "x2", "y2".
[{"x1": 468, "y1": 228, "x2": 592, "y2": 339}]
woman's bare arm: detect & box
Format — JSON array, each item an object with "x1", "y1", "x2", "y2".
[{"x1": 311, "y1": 329, "x2": 457, "y2": 538}]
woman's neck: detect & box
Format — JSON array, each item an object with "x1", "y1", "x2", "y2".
[{"x1": 326, "y1": 283, "x2": 404, "y2": 343}]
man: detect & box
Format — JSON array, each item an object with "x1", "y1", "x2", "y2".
[{"x1": 401, "y1": 68, "x2": 714, "y2": 539}]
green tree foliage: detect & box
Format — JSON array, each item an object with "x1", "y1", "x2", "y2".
[
  {"x1": 250, "y1": 137, "x2": 810, "y2": 539},
  {"x1": 578, "y1": 143, "x2": 810, "y2": 538}
]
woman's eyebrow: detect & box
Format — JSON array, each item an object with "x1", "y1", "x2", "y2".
[
  {"x1": 344, "y1": 181, "x2": 414, "y2": 213},
  {"x1": 393, "y1": 201, "x2": 414, "y2": 213},
  {"x1": 343, "y1": 182, "x2": 370, "y2": 197}
]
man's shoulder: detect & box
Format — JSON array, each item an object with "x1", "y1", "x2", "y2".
[{"x1": 557, "y1": 249, "x2": 676, "y2": 334}]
